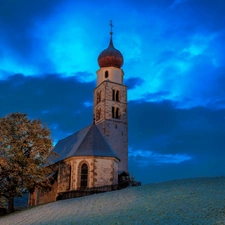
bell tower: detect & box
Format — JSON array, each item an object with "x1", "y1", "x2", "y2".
[{"x1": 94, "y1": 21, "x2": 128, "y2": 172}]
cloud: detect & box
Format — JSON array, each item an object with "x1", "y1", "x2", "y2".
[
  {"x1": 119, "y1": 0, "x2": 225, "y2": 108},
  {"x1": 129, "y1": 155, "x2": 225, "y2": 184},
  {"x1": 0, "y1": 0, "x2": 65, "y2": 75},
  {"x1": 0, "y1": 73, "x2": 95, "y2": 141},
  {"x1": 129, "y1": 149, "x2": 192, "y2": 165},
  {"x1": 128, "y1": 32, "x2": 225, "y2": 108},
  {"x1": 128, "y1": 99, "x2": 225, "y2": 181},
  {"x1": 143, "y1": 91, "x2": 171, "y2": 102},
  {"x1": 1, "y1": 74, "x2": 224, "y2": 184},
  {"x1": 1, "y1": 0, "x2": 225, "y2": 108},
  {"x1": 125, "y1": 77, "x2": 144, "y2": 90},
  {"x1": 171, "y1": 0, "x2": 225, "y2": 32},
  {"x1": 1, "y1": 0, "x2": 225, "y2": 184},
  {"x1": 0, "y1": 0, "x2": 63, "y2": 56}
]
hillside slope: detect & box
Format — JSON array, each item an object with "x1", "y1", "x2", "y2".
[{"x1": 1, "y1": 177, "x2": 225, "y2": 225}]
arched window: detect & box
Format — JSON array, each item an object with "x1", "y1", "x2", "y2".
[
  {"x1": 96, "y1": 108, "x2": 101, "y2": 121},
  {"x1": 105, "y1": 71, "x2": 109, "y2": 78},
  {"x1": 80, "y1": 163, "x2": 88, "y2": 188},
  {"x1": 116, "y1": 90, "x2": 119, "y2": 101},
  {"x1": 112, "y1": 106, "x2": 115, "y2": 118},
  {"x1": 96, "y1": 91, "x2": 101, "y2": 104},
  {"x1": 116, "y1": 107, "x2": 120, "y2": 119},
  {"x1": 112, "y1": 88, "x2": 119, "y2": 102},
  {"x1": 112, "y1": 89, "x2": 115, "y2": 101},
  {"x1": 112, "y1": 107, "x2": 120, "y2": 119}
]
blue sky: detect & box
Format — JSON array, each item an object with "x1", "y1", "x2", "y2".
[{"x1": 0, "y1": 0, "x2": 225, "y2": 184}]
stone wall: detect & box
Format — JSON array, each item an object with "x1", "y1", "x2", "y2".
[
  {"x1": 94, "y1": 80, "x2": 128, "y2": 172},
  {"x1": 58, "y1": 162, "x2": 72, "y2": 192},
  {"x1": 97, "y1": 121, "x2": 128, "y2": 172},
  {"x1": 93, "y1": 157, "x2": 118, "y2": 187},
  {"x1": 58, "y1": 156, "x2": 118, "y2": 192},
  {"x1": 58, "y1": 157, "x2": 95, "y2": 192},
  {"x1": 28, "y1": 181, "x2": 58, "y2": 206},
  {"x1": 94, "y1": 80, "x2": 127, "y2": 123},
  {"x1": 29, "y1": 156, "x2": 118, "y2": 206}
]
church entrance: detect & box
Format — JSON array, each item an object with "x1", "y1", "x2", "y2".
[{"x1": 80, "y1": 163, "x2": 88, "y2": 188}]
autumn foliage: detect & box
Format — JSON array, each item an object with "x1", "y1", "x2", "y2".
[{"x1": 0, "y1": 113, "x2": 57, "y2": 213}]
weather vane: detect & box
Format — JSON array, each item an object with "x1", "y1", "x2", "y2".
[{"x1": 110, "y1": 20, "x2": 113, "y2": 35}]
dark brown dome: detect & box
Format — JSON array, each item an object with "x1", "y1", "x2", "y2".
[{"x1": 98, "y1": 37, "x2": 124, "y2": 68}]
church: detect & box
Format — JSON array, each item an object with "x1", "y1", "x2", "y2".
[{"x1": 29, "y1": 23, "x2": 129, "y2": 206}]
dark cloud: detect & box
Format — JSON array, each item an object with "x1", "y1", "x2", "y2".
[
  {"x1": 129, "y1": 155, "x2": 225, "y2": 184},
  {"x1": 1, "y1": 74, "x2": 224, "y2": 184},
  {"x1": 143, "y1": 91, "x2": 171, "y2": 101},
  {"x1": 0, "y1": 0, "x2": 63, "y2": 58},
  {"x1": 125, "y1": 77, "x2": 144, "y2": 90},
  {"x1": 128, "y1": 100, "x2": 225, "y2": 177},
  {"x1": 181, "y1": 58, "x2": 225, "y2": 109},
  {"x1": 128, "y1": 100, "x2": 225, "y2": 183},
  {"x1": 0, "y1": 73, "x2": 94, "y2": 141},
  {"x1": 174, "y1": 0, "x2": 225, "y2": 32}
]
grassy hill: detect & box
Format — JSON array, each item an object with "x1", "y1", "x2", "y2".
[{"x1": 1, "y1": 177, "x2": 225, "y2": 225}]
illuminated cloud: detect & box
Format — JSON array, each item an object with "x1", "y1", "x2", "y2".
[{"x1": 129, "y1": 149, "x2": 192, "y2": 165}]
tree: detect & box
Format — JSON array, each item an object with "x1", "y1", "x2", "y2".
[
  {"x1": 0, "y1": 113, "x2": 57, "y2": 213},
  {"x1": 0, "y1": 195, "x2": 6, "y2": 208}
]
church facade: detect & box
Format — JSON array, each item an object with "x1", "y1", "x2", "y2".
[{"x1": 29, "y1": 25, "x2": 128, "y2": 206}]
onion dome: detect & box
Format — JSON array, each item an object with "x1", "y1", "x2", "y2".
[{"x1": 98, "y1": 23, "x2": 124, "y2": 68}]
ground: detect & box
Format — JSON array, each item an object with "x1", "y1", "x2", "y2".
[{"x1": 0, "y1": 177, "x2": 225, "y2": 225}]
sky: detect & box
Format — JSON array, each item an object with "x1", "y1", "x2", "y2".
[{"x1": 0, "y1": 0, "x2": 225, "y2": 184}]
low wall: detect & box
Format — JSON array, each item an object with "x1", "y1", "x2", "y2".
[{"x1": 57, "y1": 182, "x2": 129, "y2": 201}]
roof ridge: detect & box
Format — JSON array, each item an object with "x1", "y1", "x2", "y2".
[
  {"x1": 75, "y1": 124, "x2": 94, "y2": 153},
  {"x1": 53, "y1": 124, "x2": 119, "y2": 161},
  {"x1": 75, "y1": 124, "x2": 119, "y2": 160}
]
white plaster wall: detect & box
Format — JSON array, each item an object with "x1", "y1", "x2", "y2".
[{"x1": 96, "y1": 67, "x2": 124, "y2": 86}]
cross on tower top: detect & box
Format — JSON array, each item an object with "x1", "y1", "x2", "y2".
[{"x1": 110, "y1": 20, "x2": 113, "y2": 35}]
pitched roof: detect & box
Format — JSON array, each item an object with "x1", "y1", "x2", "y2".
[{"x1": 53, "y1": 124, "x2": 119, "y2": 162}]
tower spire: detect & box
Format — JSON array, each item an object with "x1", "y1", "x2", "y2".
[
  {"x1": 109, "y1": 20, "x2": 114, "y2": 48},
  {"x1": 98, "y1": 20, "x2": 123, "y2": 68},
  {"x1": 110, "y1": 20, "x2": 113, "y2": 36}
]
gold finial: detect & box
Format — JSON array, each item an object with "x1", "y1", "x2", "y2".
[{"x1": 110, "y1": 20, "x2": 113, "y2": 35}]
